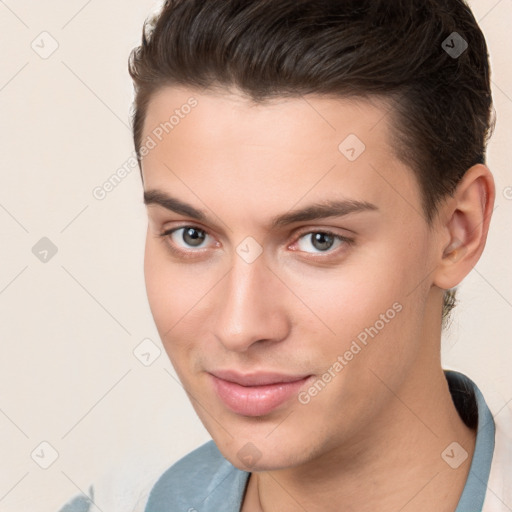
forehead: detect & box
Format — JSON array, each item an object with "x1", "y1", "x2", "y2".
[
  {"x1": 142, "y1": 86, "x2": 393, "y2": 156},
  {"x1": 140, "y1": 86, "x2": 422, "y2": 226}
]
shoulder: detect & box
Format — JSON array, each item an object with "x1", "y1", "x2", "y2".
[
  {"x1": 57, "y1": 441, "x2": 249, "y2": 512},
  {"x1": 145, "y1": 440, "x2": 250, "y2": 511},
  {"x1": 55, "y1": 447, "x2": 181, "y2": 512}
]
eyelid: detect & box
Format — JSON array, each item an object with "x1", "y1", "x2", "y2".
[{"x1": 292, "y1": 225, "x2": 353, "y2": 238}]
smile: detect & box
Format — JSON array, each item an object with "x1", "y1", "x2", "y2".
[{"x1": 209, "y1": 372, "x2": 313, "y2": 417}]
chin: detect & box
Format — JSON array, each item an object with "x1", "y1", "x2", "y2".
[
  {"x1": 230, "y1": 453, "x2": 297, "y2": 473},
  {"x1": 215, "y1": 435, "x2": 311, "y2": 473}
]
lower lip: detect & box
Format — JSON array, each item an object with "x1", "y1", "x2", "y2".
[{"x1": 210, "y1": 374, "x2": 312, "y2": 417}]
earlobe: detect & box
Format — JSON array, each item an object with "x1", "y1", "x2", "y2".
[{"x1": 433, "y1": 164, "x2": 495, "y2": 290}]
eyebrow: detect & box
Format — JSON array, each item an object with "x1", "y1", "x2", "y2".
[{"x1": 143, "y1": 189, "x2": 378, "y2": 229}]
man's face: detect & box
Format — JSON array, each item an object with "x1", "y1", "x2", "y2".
[{"x1": 141, "y1": 86, "x2": 440, "y2": 470}]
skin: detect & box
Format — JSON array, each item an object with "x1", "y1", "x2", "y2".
[{"x1": 140, "y1": 85, "x2": 495, "y2": 512}]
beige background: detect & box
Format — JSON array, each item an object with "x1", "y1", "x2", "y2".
[{"x1": 0, "y1": 0, "x2": 511, "y2": 510}]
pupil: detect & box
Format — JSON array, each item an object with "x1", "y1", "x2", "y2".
[
  {"x1": 312, "y1": 233, "x2": 334, "y2": 251},
  {"x1": 184, "y1": 228, "x2": 205, "y2": 247}
]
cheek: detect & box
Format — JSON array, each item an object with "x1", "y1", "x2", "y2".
[
  {"x1": 284, "y1": 257, "x2": 405, "y2": 339},
  {"x1": 288, "y1": 243, "x2": 425, "y2": 371},
  {"x1": 143, "y1": 235, "x2": 189, "y2": 345},
  {"x1": 286, "y1": 256, "x2": 422, "y2": 430},
  {"x1": 143, "y1": 234, "x2": 218, "y2": 362},
  {"x1": 144, "y1": 236, "x2": 171, "y2": 325},
  {"x1": 143, "y1": 243, "x2": 192, "y2": 377}
]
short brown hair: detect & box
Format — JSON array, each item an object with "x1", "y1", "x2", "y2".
[{"x1": 128, "y1": 0, "x2": 494, "y2": 321}]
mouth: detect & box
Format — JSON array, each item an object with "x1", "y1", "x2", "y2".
[{"x1": 208, "y1": 370, "x2": 313, "y2": 417}]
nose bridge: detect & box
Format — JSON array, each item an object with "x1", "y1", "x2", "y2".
[{"x1": 214, "y1": 252, "x2": 287, "y2": 351}]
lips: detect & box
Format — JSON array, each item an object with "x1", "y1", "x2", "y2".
[
  {"x1": 209, "y1": 369, "x2": 313, "y2": 416},
  {"x1": 210, "y1": 369, "x2": 311, "y2": 386}
]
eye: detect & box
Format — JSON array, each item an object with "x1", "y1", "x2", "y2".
[
  {"x1": 295, "y1": 231, "x2": 350, "y2": 254},
  {"x1": 163, "y1": 226, "x2": 211, "y2": 249}
]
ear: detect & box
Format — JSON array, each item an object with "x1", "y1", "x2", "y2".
[{"x1": 433, "y1": 164, "x2": 495, "y2": 290}]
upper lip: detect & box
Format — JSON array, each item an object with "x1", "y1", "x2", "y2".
[{"x1": 209, "y1": 369, "x2": 311, "y2": 386}]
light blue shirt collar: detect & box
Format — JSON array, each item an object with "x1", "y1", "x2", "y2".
[{"x1": 450, "y1": 370, "x2": 496, "y2": 511}]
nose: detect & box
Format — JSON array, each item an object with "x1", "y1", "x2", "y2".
[{"x1": 212, "y1": 253, "x2": 291, "y2": 353}]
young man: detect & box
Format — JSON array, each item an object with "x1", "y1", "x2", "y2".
[{"x1": 59, "y1": 0, "x2": 511, "y2": 510}]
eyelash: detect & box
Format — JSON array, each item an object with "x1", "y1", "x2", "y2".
[{"x1": 158, "y1": 225, "x2": 354, "y2": 260}]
